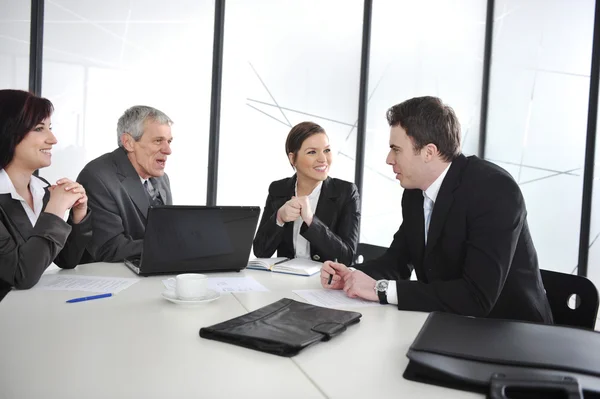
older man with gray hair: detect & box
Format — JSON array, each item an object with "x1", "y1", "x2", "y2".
[{"x1": 77, "y1": 105, "x2": 174, "y2": 262}]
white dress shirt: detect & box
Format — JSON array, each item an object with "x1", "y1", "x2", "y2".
[
  {"x1": 293, "y1": 181, "x2": 322, "y2": 259},
  {"x1": 386, "y1": 163, "x2": 452, "y2": 305},
  {"x1": 0, "y1": 169, "x2": 48, "y2": 227},
  {"x1": 275, "y1": 181, "x2": 323, "y2": 259}
]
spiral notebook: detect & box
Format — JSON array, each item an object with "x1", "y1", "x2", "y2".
[{"x1": 246, "y1": 257, "x2": 321, "y2": 276}]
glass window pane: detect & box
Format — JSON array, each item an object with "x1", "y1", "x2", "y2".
[
  {"x1": 41, "y1": 0, "x2": 214, "y2": 205},
  {"x1": 486, "y1": 0, "x2": 594, "y2": 274},
  {"x1": 218, "y1": 0, "x2": 363, "y2": 207},
  {"x1": 0, "y1": 0, "x2": 30, "y2": 89},
  {"x1": 362, "y1": 0, "x2": 486, "y2": 246}
]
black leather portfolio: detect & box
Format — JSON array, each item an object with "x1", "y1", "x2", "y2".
[
  {"x1": 199, "y1": 298, "x2": 361, "y2": 357},
  {"x1": 404, "y1": 312, "x2": 600, "y2": 398}
]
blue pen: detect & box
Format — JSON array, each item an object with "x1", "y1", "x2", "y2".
[{"x1": 66, "y1": 293, "x2": 113, "y2": 303}]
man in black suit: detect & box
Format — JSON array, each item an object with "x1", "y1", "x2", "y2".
[
  {"x1": 77, "y1": 106, "x2": 173, "y2": 262},
  {"x1": 321, "y1": 96, "x2": 553, "y2": 324}
]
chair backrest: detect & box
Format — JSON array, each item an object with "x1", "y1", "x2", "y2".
[
  {"x1": 355, "y1": 243, "x2": 387, "y2": 264},
  {"x1": 540, "y1": 269, "x2": 599, "y2": 330}
]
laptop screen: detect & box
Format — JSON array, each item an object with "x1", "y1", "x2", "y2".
[{"x1": 139, "y1": 206, "x2": 260, "y2": 274}]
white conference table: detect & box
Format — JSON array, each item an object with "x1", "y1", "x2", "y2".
[{"x1": 0, "y1": 263, "x2": 480, "y2": 399}]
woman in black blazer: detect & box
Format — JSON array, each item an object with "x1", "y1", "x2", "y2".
[
  {"x1": 0, "y1": 90, "x2": 92, "y2": 290},
  {"x1": 253, "y1": 121, "x2": 360, "y2": 265}
]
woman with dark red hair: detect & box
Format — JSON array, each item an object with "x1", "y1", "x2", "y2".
[{"x1": 0, "y1": 89, "x2": 92, "y2": 290}]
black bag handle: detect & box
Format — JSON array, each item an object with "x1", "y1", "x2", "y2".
[{"x1": 488, "y1": 373, "x2": 583, "y2": 399}]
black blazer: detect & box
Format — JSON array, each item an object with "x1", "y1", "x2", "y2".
[
  {"x1": 355, "y1": 154, "x2": 553, "y2": 324},
  {"x1": 253, "y1": 176, "x2": 360, "y2": 265},
  {"x1": 0, "y1": 176, "x2": 92, "y2": 290},
  {"x1": 77, "y1": 148, "x2": 172, "y2": 262}
]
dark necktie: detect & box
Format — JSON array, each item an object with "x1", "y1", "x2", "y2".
[{"x1": 144, "y1": 179, "x2": 164, "y2": 207}]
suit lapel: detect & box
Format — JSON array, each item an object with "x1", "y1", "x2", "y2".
[
  {"x1": 153, "y1": 178, "x2": 168, "y2": 204},
  {"x1": 122, "y1": 176, "x2": 150, "y2": 218},
  {"x1": 314, "y1": 177, "x2": 338, "y2": 227},
  {"x1": 271, "y1": 176, "x2": 296, "y2": 250},
  {"x1": 43, "y1": 186, "x2": 50, "y2": 206},
  {"x1": 425, "y1": 155, "x2": 466, "y2": 256},
  {"x1": 113, "y1": 148, "x2": 150, "y2": 218},
  {"x1": 0, "y1": 194, "x2": 34, "y2": 240}
]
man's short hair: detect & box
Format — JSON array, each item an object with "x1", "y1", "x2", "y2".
[
  {"x1": 117, "y1": 105, "x2": 173, "y2": 147},
  {"x1": 386, "y1": 96, "x2": 461, "y2": 162}
]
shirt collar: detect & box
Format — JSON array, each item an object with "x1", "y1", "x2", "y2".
[
  {"x1": 423, "y1": 163, "x2": 451, "y2": 203},
  {"x1": 29, "y1": 174, "x2": 48, "y2": 198},
  {"x1": 0, "y1": 169, "x2": 49, "y2": 201}
]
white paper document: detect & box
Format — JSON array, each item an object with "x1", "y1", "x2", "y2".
[
  {"x1": 208, "y1": 277, "x2": 269, "y2": 293},
  {"x1": 34, "y1": 275, "x2": 139, "y2": 293},
  {"x1": 293, "y1": 289, "x2": 380, "y2": 308},
  {"x1": 162, "y1": 277, "x2": 269, "y2": 293}
]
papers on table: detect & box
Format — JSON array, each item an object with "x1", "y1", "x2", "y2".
[
  {"x1": 293, "y1": 289, "x2": 380, "y2": 308},
  {"x1": 34, "y1": 275, "x2": 139, "y2": 294},
  {"x1": 162, "y1": 277, "x2": 269, "y2": 294},
  {"x1": 208, "y1": 277, "x2": 269, "y2": 293}
]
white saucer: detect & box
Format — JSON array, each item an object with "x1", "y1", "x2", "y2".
[{"x1": 161, "y1": 289, "x2": 220, "y2": 305}]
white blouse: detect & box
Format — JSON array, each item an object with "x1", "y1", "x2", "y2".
[
  {"x1": 0, "y1": 169, "x2": 48, "y2": 227},
  {"x1": 293, "y1": 181, "x2": 322, "y2": 259}
]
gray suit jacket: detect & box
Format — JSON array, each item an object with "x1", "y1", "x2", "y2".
[
  {"x1": 77, "y1": 147, "x2": 172, "y2": 262},
  {"x1": 0, "y1": 177, "x2": 92, "y2": 290}
]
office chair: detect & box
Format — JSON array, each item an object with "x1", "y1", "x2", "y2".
[
  {"x1": 540, "y1": 269, "x2": 599, "y2": 330},
  {"x1": 355, "y1": 243, "x2": 387, "y2": 264}
]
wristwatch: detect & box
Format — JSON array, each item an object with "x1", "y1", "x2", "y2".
[{"x1": 375, "y1": 280, "x2": 389, "y2": 304}]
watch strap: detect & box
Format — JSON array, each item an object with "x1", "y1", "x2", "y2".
[{"x1": 377, "y1": 283, "x2": 388, "y2": 305}]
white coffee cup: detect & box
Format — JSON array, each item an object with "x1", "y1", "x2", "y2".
[{"x1": 167, "y1": 273, "x2": 208, "y2": 300}]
